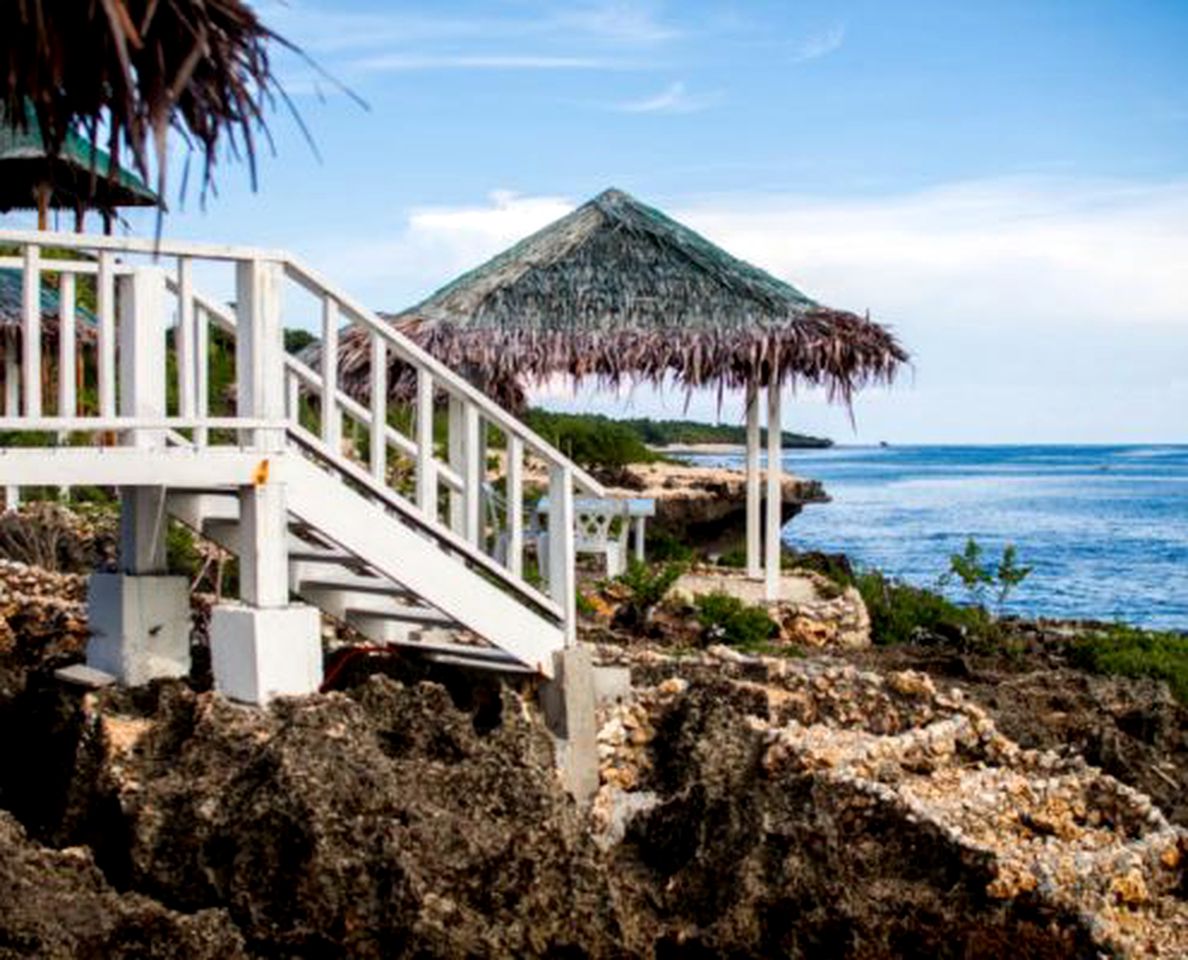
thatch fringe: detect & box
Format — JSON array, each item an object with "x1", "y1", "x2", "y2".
[{"x1": 313, "y1": 189, "x2": 908, "y2": 412}]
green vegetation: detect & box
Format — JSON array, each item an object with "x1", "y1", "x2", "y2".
[
  {"x1": 616, "y1": 416, "x2": 831, "y2": 449},
  {"x1": 611, "y1": 559, "x2": 685, "y2": 629},
  {"x1": 1069, "y1": 626, "x2": 1188, "y2": 705},
  {"x1": 522, "y1": 410, "x2": 660, "y2": 470},
  {"x1": 940, "y1": 537, "x2": 1033, "y2": 611},
  {"x1": 855, "y1": 569, "x2": 995, "y2": 649},
  {"x1": 694, "y1": 591, "x2": 778, "y2": 649}
]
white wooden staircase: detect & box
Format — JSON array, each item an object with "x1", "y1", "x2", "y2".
[{"x1": 0, "y1": 230, "x2": 603, "y2": 685}]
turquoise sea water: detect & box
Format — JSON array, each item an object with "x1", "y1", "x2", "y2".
[{"x1": 684, "y1": 445, "x2": 1188, "y2": 631}]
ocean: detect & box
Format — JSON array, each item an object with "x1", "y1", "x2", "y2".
[{"x1": 682, "y1": 445, "x2": 1188, "y2": 631}]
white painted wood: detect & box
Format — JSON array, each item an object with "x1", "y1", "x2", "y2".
[
  {"x1": 0, "y1": 227, "x2": 289, "y2": 262},
  {"x1": 284, "y1": 457, "x2": 564, "y2": 676},
  {"x1": 235, "y1": 259, "x2": 285, "y2": 451},
  {"x1": 238, "y1": 481, "x2": 289, "y2": 609},
  {"x1": 120, "y1": 487, "x2": 168, "y2": 573},
  {"x1": 118, "y1": 267, "x2": 168, "y2": 448},
  {"x1": 97, "y1": 251, "x2": 117, "y2": 417},
  {"x1": 320, "y1": 294, "x2": 341, "y2": 453},
  {"x1": 634, "y1": 516, "x2": 647, "y2": 563},
  {"x1": 176, "y1": 257, "x2": 195, "y2": 419},
  {"x1": 286, "y1": 369, "x2": 300, "y2": 422},
  {"x1": 21, "y1": 245, "x2": 41, "y2": 417},
  {"x1": 0, "y1": 447, "x2": 275, "y2": 487},
  {"x1": 415, "y1": 368, "x2": 437, "y2": 518},
  {"x1": 194, "y1": 303, "x2": 210, "y2": 447},
  {"x1": 506, "y1": 435, "x2": 524, "y2": 578},
  {"x1": 3, "y1": 331, "x2": 17, "y2": 416},
  {"x1": 463, "y1": 404, "x2": 481, "y2": 545},
  {"x1": 745, "y1": 381, "x2": 762, "y2": 579},
  {"x1": 447, "y1": 395, "x2": 465, "y2": 535},
  {"x1": 548, "y1": 463, "x2": 577, "y2": 646},
  {"x1": 57, "y1": 272, "x2": 76, "y2": 417},
  {"x1": 765, "y1": 383, "x2": 783, "y2": 601},
  {"x1": 369, "y1": 331, "x2": 387, "y2": 482}
]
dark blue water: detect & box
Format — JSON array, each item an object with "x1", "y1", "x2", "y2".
[{"x1": 685, "y1": 445, "x2": 1188, "y2": 631}]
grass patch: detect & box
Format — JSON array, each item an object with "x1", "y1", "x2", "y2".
[{"x1": 1068, "y1": 625, "x2": 1188, "y2": 704}]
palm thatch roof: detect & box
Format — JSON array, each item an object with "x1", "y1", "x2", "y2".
[
  {"x1": 324, "y1": 188, "x2": 907, "y2": 410},
  {"x1": 1, "y1": 0, "x2": 295, "y2": 212},
  {"x1": 0, "y1": 101, "x2": 158, "y2": 215}
]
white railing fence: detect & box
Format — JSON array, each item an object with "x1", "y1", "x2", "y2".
[{"x1": 0, "y1": 230, "x2": 602, "y2": 641}]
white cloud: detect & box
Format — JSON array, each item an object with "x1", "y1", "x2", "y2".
[
  {"x1": 792, "y1": 24, "x2": 846, "y2": 63},
  {"x1": 553, "y1": 2, "x2": 680, "y2": 45},
  {"x1": 614, "y1": 81, "x2": 720, "y2": 114},
  {"x1": 299, "y1": 178, "x2": 1188, "y2": 441}
]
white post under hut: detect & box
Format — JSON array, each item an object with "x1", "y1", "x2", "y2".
[{"x1": 743, "y1": 378, "x2": 785, "y2": 602}]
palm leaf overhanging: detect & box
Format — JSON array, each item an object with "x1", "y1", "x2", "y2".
[
  {"x1": 318, "y1": 189, "x2": 908, "y2": 411},
  {"x1": 1, "y1": 0, "x2": 293, "y2": 210}
]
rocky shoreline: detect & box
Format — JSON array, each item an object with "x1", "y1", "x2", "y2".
[{"x1": 2, "y1": 536, "x2": 1187, "y2": 957}]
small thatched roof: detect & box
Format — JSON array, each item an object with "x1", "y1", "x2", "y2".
[
  {"x1": 0, "y1": 101, "x2": 158, "y2": 214},
  {"x1": 327, "y1": 188, "x2": 907, "y2": 410},
  {"x1": 0, "y1": 268, "x2": 98, "y2": 342}
]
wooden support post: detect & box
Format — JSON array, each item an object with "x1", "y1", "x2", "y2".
[
  {"x1": 548, "y1": 463, "x2": 577, "y2": 645},
  {"x1": 117, "y1": 266, "x2": 169, "y2": 574},
  {"x1": 765, "y1": 383, "x2": 783, "y2": 601},
  {"x1": 506, "y1": 435, "x2": 524, "y2": 577},
  {"x1": 369, "y1": 332, "x2": 387, "y2": 482},
  {"x1": 21, "y1": 245, "x2": 41, "y2": 418},
  {"x1": 745, "y1": 380, "x2": 761, "y2": 579},
  {"x1": 320, "y1": 295, "x2": 341, "y2": 453},
  {"x1": 463, "y1": 405, "x2": 481, "y2": 545},
  {"x1": 238, "y1": 481, "x2": 289, "y2": 608},
  {"x1": 97, "y1": 251, "x2": 116, "y2": 418},
  {"x1": 415, "y1": 369, "x2": 437, "y2": 518}
]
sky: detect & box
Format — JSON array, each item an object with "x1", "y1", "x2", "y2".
[{"x1": 6, "y1": 0, "x2": 1187, "y2": 443}]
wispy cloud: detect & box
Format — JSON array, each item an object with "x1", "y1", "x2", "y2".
[
  {"x1": 554, "y1": 2, "x2": 680, "y2": 45},
  {"x1": 792, "y1": 23, "x2": 846, "y2": 62},
  {"x1": 614, "y1": 81, "x2": 720, "y2": 114},
  {"x1": 354, "y1": 54, "x2": 620, "y2": 73}
]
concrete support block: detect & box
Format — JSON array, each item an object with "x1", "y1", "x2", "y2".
[
  {"x1": 210, "y1": 604, "x2": 322, "y2": 705},
  {"x1": 540, "y1": 645, "x2": 599, "y2": 806},
  {"x1": 593, "y1": 665, "x2": 632, "y2": 706},
  {"x1": 86, "y1": 573, "x2": 191, "y2": 686}
]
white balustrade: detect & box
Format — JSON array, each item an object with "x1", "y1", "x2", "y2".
[{"x1": 0, "y1": 229, "x2": 601, "y2": 643}]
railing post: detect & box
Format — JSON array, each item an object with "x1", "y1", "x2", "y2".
[
  {"x1": 2, "y1": 327, "x2": 16, "y2": 509},
  {"x1": 235, "y1": 258, "x2": 286, "y2": 450},
  {"x1": 21, "y1": 245, "x2": 41, "y2": 418},
  {"x1": 447, "y1": 395, "x2": 465, "y2": 535},
  {"x1": 463, "y1": 405, "x2": 481, "y2": 545},
  {"x1": 415, "y1": 369, "x2": 437, "y2": 518},
  {"x1": 320, "y1": 294, "x2": 341, "y2": 453},
  {"x1": 117, "y1": 265, "x2": 169, "y2": 574},
  {"x1": 176, "y1": 257, "x2": 196, "y2": 421},
  {"x1": 369, "y1": 331, "x2": 387, "y2": 482},
  {"x1": 97, "y1": 252, "x2": 116, "y2": 418},
  {"x1": 548, "y1": 463, "x2": 576, "y2": 645},
  {"x1": 506, "y1": 435, "x2": 524, "y2": 577},
  {"x1": 194, "y1": 303, "x2": 209, "y2": 447},
  {"x1": 58, "y1": 272, "x2": 77, "y2": 418}
]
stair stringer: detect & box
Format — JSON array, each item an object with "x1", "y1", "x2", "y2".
[{"x1": 283, "y1": 457, "x2": 565, "y2": 678}]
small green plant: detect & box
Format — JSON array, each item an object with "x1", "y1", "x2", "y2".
[
  {"x1": 941, "y1": 537, "x2": 1032, "y2": 612},
  {"x1": 646, "y1": 532, "x2": 694, "y2": 564},
  {"x1": 693, "y1": 591, "x2": 778, "y2": 649},
  {"x1": 612, "y1": 559, "x2": 685, "y2": 629},
  {"x1": 856, "y1": 569, "x2": 994, "y2": 648}
]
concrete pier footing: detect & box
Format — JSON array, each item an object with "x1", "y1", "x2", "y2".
[
  {"x1": 210, "y1": 604, "x2": 323, "y2": 705},
  {"x1": 86, "y1": 572, "x2": 192, "y2": 685},
  {"x1": 540, "y1": 645, "x2": 599, "y2": 806}
]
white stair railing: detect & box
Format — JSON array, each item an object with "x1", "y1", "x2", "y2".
[{"x1": 0, "y1": 229, "x2": 602, "y2": 643}]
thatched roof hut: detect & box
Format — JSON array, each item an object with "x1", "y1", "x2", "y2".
[
  {"x1": 0, "y1": 101, "x2": 158, "y2": 230},
  {"x1": 328, "y1": 187, "x2": 907, "y2": 408},
  {"x1": 322, "y1": 187, "x2": 908, "y2": 599},
  {"x1": 0, "y1": 268, "x2": 98, "y2": 343}
]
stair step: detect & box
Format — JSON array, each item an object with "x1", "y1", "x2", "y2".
[{"x1": 347, "y1": 606, "x2": 456, "y2": 627}]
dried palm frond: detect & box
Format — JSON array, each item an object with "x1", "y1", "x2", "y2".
[
  {"x1": 311, "y1": 189, "x2": 909, "y2": 412},
  {"x1": 1, "y1": 0, "x2": 298, "y2": 211}
]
